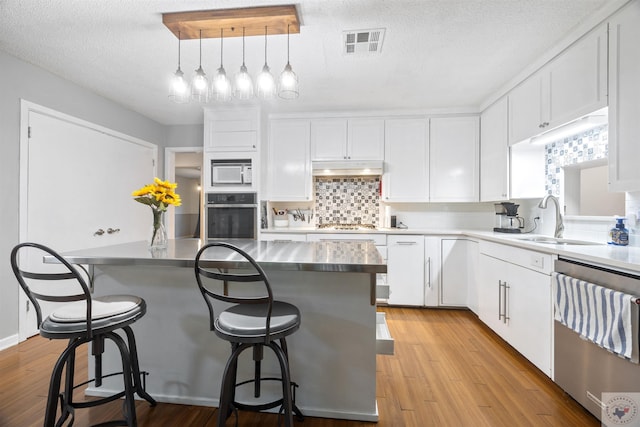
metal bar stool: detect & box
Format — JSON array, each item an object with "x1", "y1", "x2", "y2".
[
  {"x1": 194, "y1": 242, "x2": 304, "y2": 426},
  {"x1": 11, "y1": 242, "x2": 156, "y2": 427}
]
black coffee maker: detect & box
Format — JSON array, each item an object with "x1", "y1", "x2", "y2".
[{"x1": 494, "y1": 202, "x2": 525, "y2": 233}]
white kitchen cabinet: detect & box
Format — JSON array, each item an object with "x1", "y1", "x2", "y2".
[
  {"x1": 311, "y1": 118, "x2": 384, "y2": 161},
  {"x1": 204, "y1": 107, "x2": 259, "y2": 152},
  {"x1": 439, "y1": 239, "x2": 471, "y2": 307},
  {"x1": 480, "y1": 97, "x2": 509, "y2": 201},
  {"x1": 546, "y1": 24, "x2": 607, "y2": 129},
  {"x1": 267, "y1": 119, "x2": 312, "y2": 201},
  {"x1": 508, "y1": 73, "x2": 545, "y2": 145},
  {"x1": 387, "y1": 235, "x2": 425, "y2": 306},
  {"x1": 310, "y1": 119, "x2": 348, "y2": 160},
  {"x1": 608, "y1": 1, "x2": 640, "y2": 191},
  {"x1": 429, "y1": 116, "x2": 479, "y2": 202},
  {"x1": 383, "y1": 118, "x2": 429, "y2": 202},
  {"x1": 347, "y1": 118, "x2": 385, "y2": 160},
  {"x1": 508, "y1": 23, "x2": 607, "y2": 145},
  {"x1": 478, "y1": 241, "x2": 553, "y2": 377}
]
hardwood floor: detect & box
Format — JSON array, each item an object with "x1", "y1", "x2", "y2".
[{"x1": 0, "y1": 308, "x2": 598, "y2": 426}]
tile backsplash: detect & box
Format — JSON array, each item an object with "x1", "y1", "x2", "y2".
[
  {"x1": 544, "y1": 124, "x2": 608, "y2": 195},
  {"x1": 314, "y1": 176, "x2": 380, "y2": 225}
]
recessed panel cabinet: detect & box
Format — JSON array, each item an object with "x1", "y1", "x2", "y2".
[
  {"x1": 311, "y1": 118, "x2": 384, "y2": 161},
  {"x1": 478, "y1": 242, "x2": 553, "y2": 377},
  {"x1": 508, "y1": 23, "x2": 607, "y2": 145},
  {"x1": 480, "y1": 97, "x2": 509, "y2": 201},
  {"x1": 204, "y1": 108, "x2": 259, "y2": 152},
  {"x1": 267, "y1": 119, "x2": 311, "y2": 201},
  {"x1": 383, "y1": 118, "x2": 429, "y2": 202},
  {"x1": 608, "y1": 1, "x2": 640, "y2": 191},
  {"x1": 387, "y1": 235, "x2": 425, "y2": 306},
  {"x1": 429, "y1": 116, "x2": 479, "y2": 202}
]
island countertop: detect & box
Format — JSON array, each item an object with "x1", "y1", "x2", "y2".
[{"x1": 59, "y1": 239, "x2": 387, "y2": 274}]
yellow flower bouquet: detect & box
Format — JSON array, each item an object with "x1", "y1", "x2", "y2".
[{"x1": 132, "y1": 177, "x2": 182, "y2": 248}]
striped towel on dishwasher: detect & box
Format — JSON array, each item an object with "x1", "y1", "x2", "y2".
[{"x1": 553, "y1": 272, "x2": 637, "y2": 360}]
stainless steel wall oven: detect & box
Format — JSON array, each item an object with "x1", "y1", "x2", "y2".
[{"x1": 205, "y1": 192, "x2": 257, "y2": 240}]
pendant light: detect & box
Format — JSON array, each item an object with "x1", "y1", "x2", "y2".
[
  {"x1": 234, "y1": 27, "x2": 254, "y2": 100},
  {"x1": 169, "y1": 31, "x2": 189, "y2": 103},
  {"x1": 256, "y1": 26, "x2": 276, "y2": 99},
  {"x1": 278, "y1": 24, "x2": 299, "y2": 99},
  {"x1": 211, "y1": 28, "x2": 232, "y2": 101},
  {"x1": 190, "y1": 30, "x2": 209, "y2": 102}
]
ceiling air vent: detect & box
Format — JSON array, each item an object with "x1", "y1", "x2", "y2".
[{"x1": 343, "y1": 28, "x2": 385, "y2": 55}]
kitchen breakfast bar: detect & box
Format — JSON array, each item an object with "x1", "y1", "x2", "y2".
[{"x1": 57, "y1": 239, "x2": 387, "y2": 422}]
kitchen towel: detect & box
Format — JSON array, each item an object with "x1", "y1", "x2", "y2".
[{"x1": 553, "y1": 272, "x2": 638, "y2": 359}]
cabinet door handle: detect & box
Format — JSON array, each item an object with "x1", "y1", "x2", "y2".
[
  {"x1": 498, "y1": 280, "x2": 503, "y2": 321},
  {"x1": 396, "y1": 241, "x2": 417, "y2": 245},
  {"x1": 504, "y1": 283, "x2": 510, "y2": 323},
  {"x1": 425, "y1": 257, "x2": 431, "y2": 289}
]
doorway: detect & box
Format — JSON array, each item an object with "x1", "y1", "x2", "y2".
[{"x1": 164, "y1": 147, "x2": 203, "y2": 239}]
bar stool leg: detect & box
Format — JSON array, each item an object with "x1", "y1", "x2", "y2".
[
  {"x1": 217, "y1": 343, "x2": 248, "y2": 426},
  {"x1": 269, "y1": 342, "x2": 294, "y2": 427},
  {"x1": 121, "y1": 326, "x2": 157, "y2": 406},
  {"x1": 107, "y1": 331, "x2": 137, "y2": 427}
]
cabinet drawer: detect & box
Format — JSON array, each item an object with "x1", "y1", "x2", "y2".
[
  {"x1": 306, "y1": 233, "x2": 387, "y2": 245},
  {"x1": 260, "y1": 233, "x2": 307, "y2": 242},
  {"x1": 376, "y1": 312, "x2": 394, "y2": 355},
  {"x1": 480, "y1": 240, "x2": 553, "y2": 274}
]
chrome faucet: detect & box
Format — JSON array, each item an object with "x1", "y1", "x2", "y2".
[{"x1": 538, "y1": 194, "x2": 564, "y2": 238}]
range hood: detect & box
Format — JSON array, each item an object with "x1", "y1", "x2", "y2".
[{"x1": 312, "y1": 160, "x2": 383, "y2": 176}]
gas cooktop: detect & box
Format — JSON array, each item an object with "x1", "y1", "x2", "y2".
[{"x1": 317, "y1": 223, "x2": 377, "y2": 231}]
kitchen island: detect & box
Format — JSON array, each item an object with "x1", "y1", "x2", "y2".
[{"x1": 58, "y1": 239, "x2": 386, "y2": 422}]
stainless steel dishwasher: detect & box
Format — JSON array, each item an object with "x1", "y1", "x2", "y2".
[{"x1": 554, "y1": 258, "x2": 640, "y2": 422}]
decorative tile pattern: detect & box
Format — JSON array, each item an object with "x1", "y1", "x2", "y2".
[
  {"x1": 544, "y1": 125, "x2": 608, "y2": 195},
  {"x1": 314, "y1": 176, "x2": 380, "y2": 225}
]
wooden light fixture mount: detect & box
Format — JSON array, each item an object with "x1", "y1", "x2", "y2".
[{"x1": 162, "y1": 5, "x2": 300, "y2": 40}]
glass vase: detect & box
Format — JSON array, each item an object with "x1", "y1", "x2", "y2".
[{"x1": 150, "y1": 210, "x2": 168, "y2": 249}]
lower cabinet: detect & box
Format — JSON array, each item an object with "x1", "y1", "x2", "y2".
[
  {"x1": 387, "y1": 235, "x2": 425, "y2": 306},
  {"x1": 439, "y1": 238, "x2": 475, "y2": 307},
  {"x1": 478, "y1": 241, "x2": 553, "y2": 377}
]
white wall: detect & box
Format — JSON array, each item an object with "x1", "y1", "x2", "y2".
[{"x1": 0, "y1": 50, "x2": 185, "y2": 347}]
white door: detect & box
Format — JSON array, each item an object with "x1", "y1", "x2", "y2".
[{"x1": 19, "y1": 104, "x2": 157, "y2": 339}]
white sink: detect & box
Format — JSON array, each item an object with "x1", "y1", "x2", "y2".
[{"x1": 518, "y1": 236, "x2": 603, "y2": 246}]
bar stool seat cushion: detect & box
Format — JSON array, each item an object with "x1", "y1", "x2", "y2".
[
  {"x1": 41, "y1": 295, "x2": 145, "y2": 338},
  {"x1": 216, "y1": 301, "x2": 300, "y2": 340}
]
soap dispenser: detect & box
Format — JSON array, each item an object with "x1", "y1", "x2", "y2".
[{"x1": 610, "y1": 217, "x2": 629, "y2": 246}]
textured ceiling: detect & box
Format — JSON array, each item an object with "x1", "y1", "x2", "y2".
[{"x1": 0, "y1": 0, "x2": 623, "y2": 125}]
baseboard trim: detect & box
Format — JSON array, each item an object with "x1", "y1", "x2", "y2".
[{"x1": 0, "y1": 334, "x2": 19, "y2": 351}]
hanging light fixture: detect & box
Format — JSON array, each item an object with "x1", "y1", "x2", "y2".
[
  {"x1": 190, "y1": 30, "x2": 209, "y2": 102},
  {"x1": 169, "y1": 31, "x2": 189, "y2": 103},
  {"x1": 234, "y1": 27, "x2": 254, "y2": 100},
  {"x1": 278, "y1": 24, "x2": 299, "y2": 99},
  {"x1": 255, "y1": 26, "x2": 276, "y2": 99},
  {"x1": 211, "y1": 28, "x2": 232, "y2": 101}
]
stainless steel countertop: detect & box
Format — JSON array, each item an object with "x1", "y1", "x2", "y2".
[{"x1": 58, "y1": 239, "x2": 387, "y2": 273}]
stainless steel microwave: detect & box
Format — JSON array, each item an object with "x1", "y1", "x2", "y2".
[{"x1": 211, "y1": 159, "x2": 252, "y2": 186}]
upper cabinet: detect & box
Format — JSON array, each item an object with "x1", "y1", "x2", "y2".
[
  {"x1": 480, "y1": 97, "x2": 509, "y2": 201},
  {"x1": 508, "y1": 23, "x2": 608, "y2": 145},
  {"x1": 267, "y1": 119, "x2": 312, "y2": 201},
  {"x1": 383, "y1": 118, "x2": 429, "y2": 202},
  {"x1": 608, "y1": 1, "x2": 640, "y2": 191},
  {"x1": 204, "y1": 107, "x2": 259, "y2": 152},
  {"x1": 546, "y1": 24, "x2": 607, "y2": 128},
  {"x1": 311, "y1": 118, "x2": 384, "y2": 161},
  {"x1": 429, "y1": 116, "x2": 479, "y2": 202}
]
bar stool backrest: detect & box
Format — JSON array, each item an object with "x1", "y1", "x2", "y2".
[
  {"x1": 10, "y1": 242, "x2": 94, "y2": 339},
  {"x1": 194, "y1": 242, "x2": 274, "y2": 342}
]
